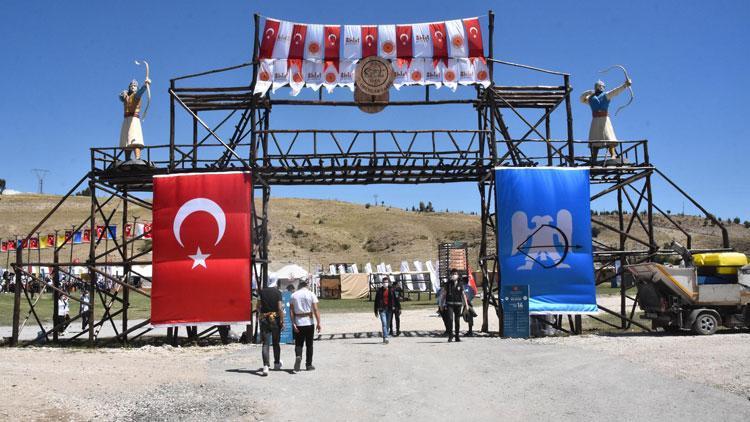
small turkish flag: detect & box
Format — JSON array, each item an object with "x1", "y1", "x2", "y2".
[
  {"x1": 259, "y1": 18, "x2": 280, "y2": 60},
  {"x1": 152, "y1": 172, "x2": 253, "y2": 326},
  {"x1": 463, "y1": 17, "x2": 485, "y2": 64}
]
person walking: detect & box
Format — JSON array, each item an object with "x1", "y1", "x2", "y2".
[
  {"x1": 58, "y1": 294, "x2": 70, "y2": 335},
  {"x1": 289, "y1": 280, "x2": 321, "y2": 372},
  {"x1": 374, "y1": 277, "x2": 395, "y2": 344},
  {"x1": 259, "y1": 278, "x2": 285, "y2": 376},
  {"x1": 389, "y1": 279, "x2": 403, "y2": 336},
  {"x1": 80, "y1": 291, "x2": 90, "y2": 331},
  {"x1": 439, "y1": 269, "x2": 468, "y2": 342}
]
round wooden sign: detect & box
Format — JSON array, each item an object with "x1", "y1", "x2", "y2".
[
  {"x1": 354, "y1": 87, "x2": 388, "y2": 114},
  {"x1": 355, "y1": 56, "x2": 394, "y2": 96}
]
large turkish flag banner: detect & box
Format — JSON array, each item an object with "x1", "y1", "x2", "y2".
[{"x1": 151, "y1": 172, "x2": 253, "y2": 326}]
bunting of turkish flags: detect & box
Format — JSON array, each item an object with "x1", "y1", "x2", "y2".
[
  {"x1": 254, "y1": 16, "x2": 488, "y2": 96},
  {"x1": 151, "y1": 172, "x2": 253, "y2": 326}
]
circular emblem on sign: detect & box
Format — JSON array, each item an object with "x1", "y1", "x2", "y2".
[
  {"x1": 292, "y1": 72, "x2": 303, "y2": 83},
  {"x1": 411, "y1": 70, "x2": 422, "y2": 82},
  {"x1": 325, "y1": 72, "x2": 337, "y2": 83},
  {"x1": 355, "y1": 56, "x2": 395, "y2": 96},
  {"x1": 308, "y1": 42, "x2": 320, "y2": 54},
  {"x1": 452, "y1": 36, "x2": 464, "y2": 48},
  {"x1": 444, "y1": 70, "x2": 456, "y2": 82},
  {"x1": 477, "y1": 70, "x2": 488, "y2": 81},
  {"x1": 354, "y1": 86, "x2": 388, "y2": 114},
  {"x1": 259, "y1": 71, "x2": 270, "y2": 81},
  {"x1": 382, "y1": 41, "x2": 395, "y2": 54}
]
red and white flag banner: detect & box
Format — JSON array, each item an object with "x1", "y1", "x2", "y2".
[
  {"x1": 253, "y1": 16, "x2": 487, "y2": 96},
  {"x1": 152, "y1": 172, "x2": 253, "y2": 326},
  {"x1": 361, "y1": 26, "x2": 378, "y2": 58}
]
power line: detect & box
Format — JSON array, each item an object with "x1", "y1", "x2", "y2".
[{"x1": 31, "y1": 169, "x2": 50, "y2": 194}]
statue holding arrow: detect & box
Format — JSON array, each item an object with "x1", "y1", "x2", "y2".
[
  {"x1": 118, "y1": 60, "x2": 151, "y2": 164},
  {"x1": 580, "y1": 65, "x2": 633, "y2": 164}
]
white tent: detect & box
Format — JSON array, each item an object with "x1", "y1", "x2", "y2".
[{"x1": 275, "y1": 264, "x2": 309, "y2": 280}]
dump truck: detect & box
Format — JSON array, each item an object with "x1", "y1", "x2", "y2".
[{"x1": 625, "y1": 244, "x2": 750, "y2": 335}]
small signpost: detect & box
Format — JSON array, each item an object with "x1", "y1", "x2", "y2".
[{"x1": 500, "y1": 284, "x2": 530, "y2": 338}]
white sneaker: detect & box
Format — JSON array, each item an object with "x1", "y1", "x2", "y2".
[{"x1": 262, "y1": 366, "x2": 269, "y2": 376}]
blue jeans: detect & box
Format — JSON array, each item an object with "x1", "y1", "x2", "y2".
[{"x1": 379, "y1": 309, "x2": 392, "y2": 339}]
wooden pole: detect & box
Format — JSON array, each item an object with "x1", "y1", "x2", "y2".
[
  {"x1": 87, "y1": 178, "x2": 96, "y2": 346},
  {"x1": 564, "y1": 74, "x2": 574, "y2": 165},
  {"x1": 121, "y1": 188, "x2": 129, "y2": 344},
  {"x1": 53, "y1": 249, "x2": 59, "y2": 343},
  {"x1": 11, "y1": 241, "x2": 23, "y2": 345}
]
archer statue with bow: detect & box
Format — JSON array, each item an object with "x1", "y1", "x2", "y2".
[
  {"x1": 118, "y1": 60, "x2": 151, "y2": 163},
  {"x1": 580, "y1": 65, "x2": 633, "y2": 164}
]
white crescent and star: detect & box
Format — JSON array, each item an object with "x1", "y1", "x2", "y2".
[
  {"x1": 399, "y1": 33, "x2": 409, "y2": 44},
  {"x1": 365, "y1": 34, "x2": 374, "y2": 45},
  {"x1": 265, "y1": 28, "x2": 275, "y2": 39},
  {"x1": 173, "y1": 198, "x2": 226, "y2": 269},
  {"x1": 328, "y1": 33, "x2": 337, "y2": 44},
  {"x1": 293, "y1": 33, "x2": 303, "y2": 44}
]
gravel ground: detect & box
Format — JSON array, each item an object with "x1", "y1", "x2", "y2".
[{"x1": 2, "y1": 308, "x2": 750, "y2": 421}]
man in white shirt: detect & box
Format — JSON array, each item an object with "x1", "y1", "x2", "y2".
[{"x1": 289, "y1": 281, "x2": 321, "y2": 372}]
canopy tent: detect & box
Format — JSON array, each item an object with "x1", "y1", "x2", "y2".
[{"x1": 270, "y1": 264, "x2": 310, "y2": 292}]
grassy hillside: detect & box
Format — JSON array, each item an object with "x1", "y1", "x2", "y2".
[{"x1": 0, "y1": 194, "x2": 747, "y2": 272}]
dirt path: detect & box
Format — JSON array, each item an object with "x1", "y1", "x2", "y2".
[{"x1": 2, "y1": 309, "x2": 750, "y2": 421}]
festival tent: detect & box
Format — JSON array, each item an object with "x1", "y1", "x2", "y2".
[{"x1": 272, "y1": 264, "x2": 309, "y2": 291}]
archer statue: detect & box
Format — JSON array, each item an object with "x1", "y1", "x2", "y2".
[
  {"x1": 580, "y1": 65, "x2": 633, "y2": 164},
  {"x1": 119, "y1": 60, "x2": 151, "y2": 163}
]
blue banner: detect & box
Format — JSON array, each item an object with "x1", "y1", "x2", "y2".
[
  {"x1": 280, "y1": 291, "x2": 294, "y2": 344},
  {"x1": 495, "y1": 168, "x2": 597, "y2": 314}
]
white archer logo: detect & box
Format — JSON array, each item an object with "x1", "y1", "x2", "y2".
[{"x1": 511, "y1": 210, "x2": 577, "y2": 271}]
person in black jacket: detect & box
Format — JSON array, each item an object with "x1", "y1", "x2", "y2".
[
  {"x1": 374, "y1": 277, "x2": 396, "y2": 344},
  {"x1": 389, "y1": 279, "x2": 403, "y2": 336},
  {"x1": 439, "y1": 269, "x2": 468, "y2": 342}
]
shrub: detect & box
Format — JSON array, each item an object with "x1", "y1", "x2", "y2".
[{"x1": 365, "y1": 203, "x2": 371, "y2": 209}]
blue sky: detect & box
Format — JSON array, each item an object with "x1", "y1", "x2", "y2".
[{"x1": 1, "y1": 1, "x2": 748, "y2": 220}]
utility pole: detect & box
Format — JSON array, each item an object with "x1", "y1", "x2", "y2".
[
  {"x1": 31, "y1": 169, "x2": 50, "y2": 194},
  {"x1": 374, "y1": 194, "x2": 378, "y2": 207}
]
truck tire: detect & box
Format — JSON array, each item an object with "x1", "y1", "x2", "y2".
[{"x1": 692, "y1": 312, "x2": 718, "y2": 335}]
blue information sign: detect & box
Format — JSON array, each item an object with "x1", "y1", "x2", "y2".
[
  {"x1": 280, "y1": 291, "x2": 294, "y2": 344},
  {"x1": 500, "y1": 285, "x2": 530, "y2": 339}
]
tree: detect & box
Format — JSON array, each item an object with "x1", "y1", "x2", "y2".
[
  {"x1": 744, "y1": 221, "x2": 750, "y2": 229},
  {"x1": 75, "y1": 187, "x2": 92, "y2": 197},
  {"x1": 365, "y1": 203, "x2": 371, "y2": 209},
  {"x1": 419, "y1": 201, "x2": 425, "y2": 212},
  {"x1": 733, "y1": 217, "x2": 741, "y2": 224},
  {"x1": 592, "y1": 227, "x2": 601, "y2": 238},
  {"x1": 0, "y1": 178, "x2": 5, "y2": 194},
  {"x1": 426, "y1": 201, "x2": 434, "y2": 212}
]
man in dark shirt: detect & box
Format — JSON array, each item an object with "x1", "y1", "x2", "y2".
[
  {"x1": 259, "y1": 278, "x2": 284, "y2": 376},
  {"x1": 389, "y1": 280, "x2": 403, "y2": 336}
]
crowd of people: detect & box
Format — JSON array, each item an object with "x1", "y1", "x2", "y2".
[
  {"x1": 1, "y1": 269, "x2": 94, "y2": 336},
  {"x1": 255, "y1": 267, "x2": 478, "y2": 376}
]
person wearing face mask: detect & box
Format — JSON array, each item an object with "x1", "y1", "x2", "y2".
[
  {"x1": 374, "y1": 277, "x2": 396, "y2": 344},
  {"x1": 580, "y1": 77, "x2": 632, "y2": 163},
  {"x1": 439, "y1": 269, "x2": 469, "y2": 342}
]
